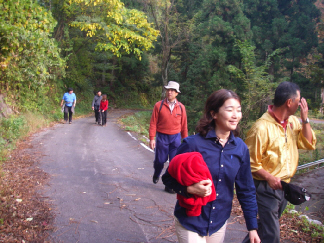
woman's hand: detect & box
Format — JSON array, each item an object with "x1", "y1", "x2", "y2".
[
  {"x1": 187, "y1": 179, "x2": 212, "y2": 197},
  {"x1": 248, "y1": 230, "x2": 260, "y2": 243}
]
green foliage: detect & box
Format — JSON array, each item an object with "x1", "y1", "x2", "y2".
[
  {"x1": 283, "y1": 202, "x2": 295, "y2": 215},
  {"x1": 298, "y1": 216, "x2": 324, "y2": 240},
  {"x1": 120, "y1": 111, "x2": 151, "y2": 138},
  {"x1": 0, "y1": 117, "x2": 27, "y2": 143},
  {"x1": 227, "y1": 40, "x2": 280, "y2": 130},
  {"x1": 173, "y1": 0, "x2": 254, "y2": 133},
  {"x1": 298, "y1": 122, "x2": 324, "y2": 168},
  {"x1": 0, "y1": 0, "x2": 66, "y2": 113},
  {"x1": 243, "y1": 0, "x2": 320, "y2": 81},
  {"x1": 0, "y1": 116, "x2": 28, "y2": 160},
  {"x1": 69, "y1": 0, "x2": 159, "y2": 60}
]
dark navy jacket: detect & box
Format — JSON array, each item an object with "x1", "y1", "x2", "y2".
[{"x1": 162, "y1": 130, "x2": 258, "y2": 236}]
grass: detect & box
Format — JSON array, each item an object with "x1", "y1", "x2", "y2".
[
  {"x1": 297, "y1": 122, "x2": 324, "y2": 173},
  {"x1": 120, "y1": 111, "x2": 152, "y2": 143}
]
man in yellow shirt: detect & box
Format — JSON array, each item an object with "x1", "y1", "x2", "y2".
[{"x1": 243, "y1": 82, "x2": 316, "y2": 243}]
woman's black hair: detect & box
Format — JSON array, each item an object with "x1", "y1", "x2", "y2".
[{"x1": 196, "y1": 89, "x2": 241, "y2": 137}]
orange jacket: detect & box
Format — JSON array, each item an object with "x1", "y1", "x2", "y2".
[{"x1": 149, "y1": 99, "x2": 188, "y2": 140}]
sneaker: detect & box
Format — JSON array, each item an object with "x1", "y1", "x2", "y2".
[{"x1": 69, "y1": 122, "x2": 72, "y2": 124}]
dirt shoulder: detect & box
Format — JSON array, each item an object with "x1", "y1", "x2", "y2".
[{"x1": 0, "y1": 138, "x2": 53, "y2": 242}]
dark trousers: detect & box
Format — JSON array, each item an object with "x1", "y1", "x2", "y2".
[
  {"x1": 94, "y1": 106, "x2": 100, "y2": 123},
  {"x1": 100, "y1": 110, "x2": 107, "y2": 125},
  {"x1": 153, "y1": 132, "x2": 181, "y2": 178},
  {"x1": 64, "y1": 106, "x2": 73, "y2": 122},
  {"x1": 242, "y1": 180, "x2": 287, "y2": 243}
]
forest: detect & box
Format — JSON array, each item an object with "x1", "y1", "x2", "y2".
[{"x1": 1, "y1": 0, "x2": 324, "y2": 135}]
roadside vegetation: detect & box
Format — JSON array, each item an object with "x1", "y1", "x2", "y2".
[
  {"x1": 298, "y1": 122, "x2": 324, "y2": 170},
  {"x1": 120, "y1": 111, "x2": 151, "y2": 143}
]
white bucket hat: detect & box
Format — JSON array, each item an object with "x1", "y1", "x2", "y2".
[{"x1": 164, "y1": 81, "x2": 181, "y2": 93}]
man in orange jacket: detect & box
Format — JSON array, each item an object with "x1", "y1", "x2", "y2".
[{"x1": 149, "y1": 81, "x2": 188, "y2": 193}]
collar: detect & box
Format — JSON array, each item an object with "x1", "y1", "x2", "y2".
[
  {"x1": 205, "y1": 130, "x2": 236, "y2": 146},
  {"x1": 268, "y1": 105, "x2": 288, "y2": 129},
  {"x1": 166, "y1": 99, "x2": 177, "y2": 105}
]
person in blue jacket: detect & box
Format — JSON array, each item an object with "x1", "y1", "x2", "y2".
[
  {"x1": 162, "y1": 89, "x2": 260, "y2": 243},
  {"x1": 60, "y1": 88, "x2": 76, "y2": 124}
]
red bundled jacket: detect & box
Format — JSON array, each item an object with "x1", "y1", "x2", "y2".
[{"x1": 168, "y1": 152, "x2": 216, "y2": 217}]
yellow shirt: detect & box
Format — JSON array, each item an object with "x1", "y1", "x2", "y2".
[{"x1": 245, "y1": 112, "x2": 316, "y2": 182}]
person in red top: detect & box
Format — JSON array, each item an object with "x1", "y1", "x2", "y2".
[
  {"x1": 149, "y1": 81, "x2": 188, "y2": 193},
  {"x1": 99, "y1": 94, "x2": 108, "y2": 127}
]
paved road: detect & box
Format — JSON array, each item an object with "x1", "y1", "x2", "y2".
[
  {"x1": 32, "y1": 110, "x2": 177, "y2": 242},
  {"x1": 30, "y1": 109, "x2": 249, "y2": 243}
]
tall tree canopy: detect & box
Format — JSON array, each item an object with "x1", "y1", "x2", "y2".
[
  {"x1": 243, "y1": 0, "x2": 320, "y2": 81},
  {"x1": 69, "y1": 0, "x2": 159, "y2": 60}
]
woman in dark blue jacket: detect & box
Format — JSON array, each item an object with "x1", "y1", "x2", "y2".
[{"x1": 162, "y1": 89, "x2": 260, "y2": 243}]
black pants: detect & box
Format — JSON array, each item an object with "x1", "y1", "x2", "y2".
[
  {"x1": 94, "y1": 106, "x2": 100, "y2": 123},
  {"x1": 242, "y1": 180, "x2": 287, "y2": 243},
  {"x1": 100, "y1": 110, "x2": 107, "y2": 125},
  {"x1": 64, "y1": 106, "x2": 73, "y2": 122}
]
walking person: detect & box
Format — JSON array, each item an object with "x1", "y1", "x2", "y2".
[
  {"x1": 242, "y1": 81, "x2": 316, "y2": 243},
  {"x1": 60, "y1": 88, "x2": 76, "y2": 124},
  {"x1": 162, "y1": 89, "x2": 260, "y2": 243},
  {"x1": 149, "y1": 81, "x2": 188, "y2": 193},
  {"x1": 99, "y1": 94, "x2": 108, "y2": 127},
  {"x1": 92, "y1": 90, "x2": 102, "y2": 124}
]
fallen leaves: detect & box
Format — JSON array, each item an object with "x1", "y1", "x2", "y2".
[
  {"x1": 231, "y1": 195, "x2": 324, "y2": 242},
  {"x1": 0, "y1": 139, "x2": 54, "y2": 242}
]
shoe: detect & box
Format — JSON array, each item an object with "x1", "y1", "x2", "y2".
[
  {"x1": 69, "y1": 122, "x2": 72, "y2": 124},
  {"x1": 165, "y1": 186, "x2": 176, "y2": 194},
  {"x1": 153, "y1": 176, "x2": 159, "y2": 184}
]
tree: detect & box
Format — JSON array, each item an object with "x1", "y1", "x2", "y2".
[
  {"x1": 144, "y1": 0, "x2": 192, "y2": 95},
  {"x1": 228, "y1": 40, "x2": 279, "y2": 124},
  {"x1": 176, "y1": 0, "x2": 254, "y2": 132},
  {"x1": 0, "y1": 0, "x2": 65, "y2": 112},
  {"x1": 243, "y1": 0, "x2": 320, "y2": 81},
  {"x1": 69, "y1": 0, "x2": 159, "y2": 60}
]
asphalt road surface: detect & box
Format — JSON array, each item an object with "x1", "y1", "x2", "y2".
[{"x1": 32, "y1": 110, "x2": 179, "y2": 242}]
